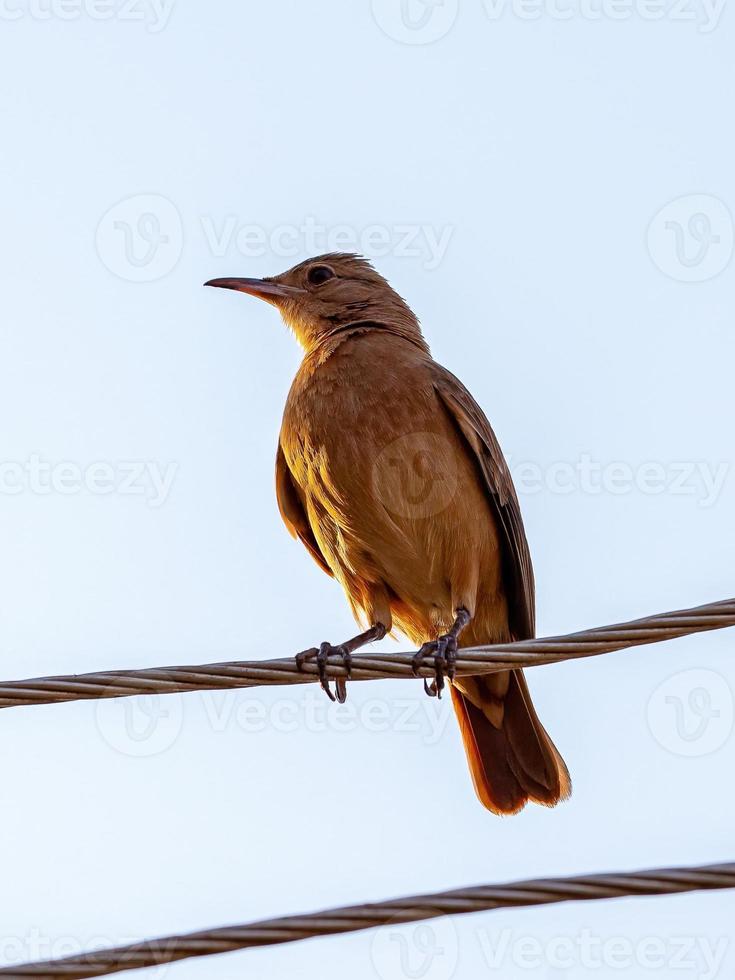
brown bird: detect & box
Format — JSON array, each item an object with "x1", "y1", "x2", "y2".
[{"x1": 206, "y1": 254, "x2": 571, "y2": 815}]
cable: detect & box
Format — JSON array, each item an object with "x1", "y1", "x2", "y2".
[
  {"x1": 1, "y1": 862, "x2": 732, "y2": 978},
  {"x1": 0, "y1": 598, "x2": 732, "y2": 709}
]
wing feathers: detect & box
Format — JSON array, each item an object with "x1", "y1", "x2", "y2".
[
  {"x1": 275, "y1": 443, "x2": 333, "y2": 578},
  {"x1": 433, "y1": 368, "x2": 535, "y2": 641}
]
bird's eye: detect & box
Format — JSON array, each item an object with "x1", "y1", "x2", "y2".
[{"x1": 307, "y1": 265, "x2": 335, "y2": 286}]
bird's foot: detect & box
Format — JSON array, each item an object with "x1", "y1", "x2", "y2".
[
  {"x1": 296, "y1": 643, "x2": 352, "y2": 703},
  {"x1": 412, "y1": 633, "x2": 458, "y2": 699},
  {"x1": 295, "y1": 623, "x2": 386, "y2": 702}
]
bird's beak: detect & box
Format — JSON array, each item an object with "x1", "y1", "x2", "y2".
[{"x1": 204, "y1": 277, "x2": 306, "y2": 306}]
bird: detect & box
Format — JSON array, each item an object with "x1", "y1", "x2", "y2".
[{"x1": 205, "y1": 254, "x2": 571, "y2": 815}]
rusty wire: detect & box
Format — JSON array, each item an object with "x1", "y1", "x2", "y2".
[
  {"x1": 0, "y1": 862, "x2": 732, "y2": 978},
  {"x1": 0, "y1": 598, "x2": 732, "y2": 710}
]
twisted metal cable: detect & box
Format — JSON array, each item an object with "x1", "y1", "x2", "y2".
[
  {"x1": 0, "y1": 598, "x2": 733, "y2": 710},
  {"x1": 0, "y1": 862, "x2": 732, "y2": 978}
]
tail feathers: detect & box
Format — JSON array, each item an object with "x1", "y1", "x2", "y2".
[{"x1": 451, "y1": 669, "x2": 571, "y2": 816}]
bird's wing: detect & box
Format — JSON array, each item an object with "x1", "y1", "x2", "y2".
[
  {"x1": 432, "y1": 365, "x2": 535, "y2": 639},
  {"x1": 275, "y1": 443, "x2": 333, "y2": 578}
]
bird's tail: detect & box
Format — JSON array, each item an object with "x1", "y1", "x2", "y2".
[{"x1": 450, "y1": 669, "x2": 571, "y2": 815}]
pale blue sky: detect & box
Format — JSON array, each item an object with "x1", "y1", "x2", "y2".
[{"x1": 0, "y1": 1, "x2": 733, "y2": 978}]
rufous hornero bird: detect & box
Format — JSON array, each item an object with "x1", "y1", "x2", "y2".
[{"x1": 206, "y1": 254, "x2": 570, "y2": 814}]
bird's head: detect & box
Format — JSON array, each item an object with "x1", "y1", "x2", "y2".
[{"x1": 205, "y1": 253, "x2": 427, "y2": 354}]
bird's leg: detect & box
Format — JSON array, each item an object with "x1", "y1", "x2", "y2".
[
  {"x1": 296, "y1": 623, "x2": 387, "y2": 704},
  {"x1": 412, "y1": 608, "x2": 472, "y2": 699}
]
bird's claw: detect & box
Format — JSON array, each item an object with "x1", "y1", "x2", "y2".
[
  {"x1": 326, "y1": 643, "x2": 352, "y2": 704},
  {"x1": 412, "y1": 634, "x2": 458, "y2": 699},
  {"x1": 295, "y1": 643, "x2": 352, "y2": 703}
]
